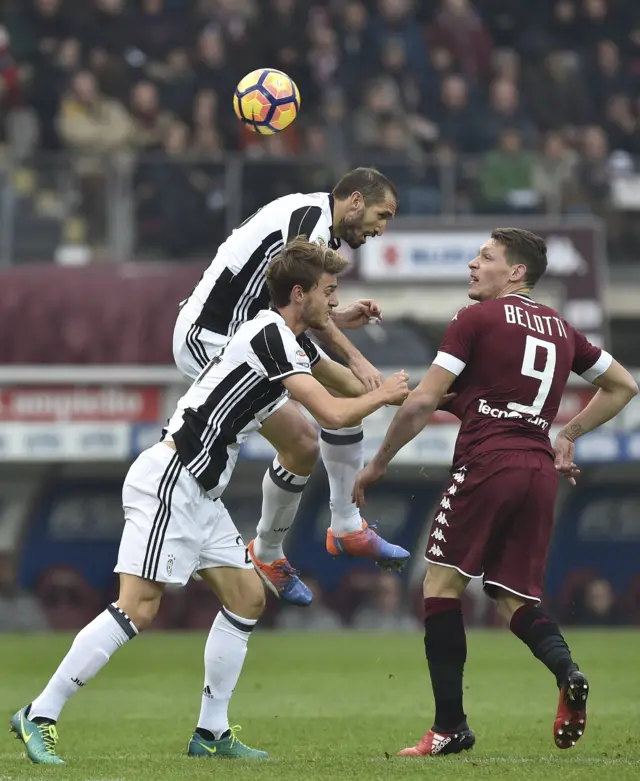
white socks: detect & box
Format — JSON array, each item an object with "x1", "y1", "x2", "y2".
[
  {"x1": 29, "y1": 604, "x2": 137, "y2": 721},
  {"x1": 28, "y1": 602, "x2": 257, "y2": 740},
  {"x1": 197, "y1": 607, "x2": 257, "y2": 739},
  {"x1": 254, "y1": 457, "x2": 308, "y2": 563},
  {"x1": 320, "y1": 425, "x2": 365, "y2": 535}
]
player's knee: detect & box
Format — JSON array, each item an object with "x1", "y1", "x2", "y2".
[
  {"x1": 278, "y1": 420, "x2": 319, "y2": 475},
  {"x1": 116, "y1": 594, "x2": 161, "y2": 632},
  {"x1": 494, "y1": 589, "x2": 528, "y2": 622},
  {"x1": 223, "y1": 571, "x2": 266, "y2": 620},
  {"x1": 423, "y1": 564, "x2": 468, "y2": 599}
]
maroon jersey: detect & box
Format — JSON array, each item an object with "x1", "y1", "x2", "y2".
[{"x1": 434, "y1": 293, "x2": 612, "y2": 467}]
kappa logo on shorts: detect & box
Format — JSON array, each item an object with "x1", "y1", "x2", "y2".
[
  {"x1": 440, "y1": 497, "x2": 452, "y2": 510},
  {"x1": 431, "y1": 528, "x2": 446, "y2": 542},
  {"x1": 435, "y1": 512, "x2": 449, "y2": 526},
  {"x1": 452, "y1": 471, "x2": 466, "y2": 484},
  {"x1": 447, "y1": 484, "x2": 458, "y2": 496},
  {"x1": 166, "y1": 554, "x2": 175, "y2": 576},
  {"x1": 428, "y1": 544, "x2": 444, "y2": 558}
]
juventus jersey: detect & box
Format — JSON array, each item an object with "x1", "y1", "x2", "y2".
[
  {"x1": 165, "y1": 310, "x2": 320, "y2": 498},
  {"x1": 180, "y1": 192, "x2": 341, "y2": 338}
]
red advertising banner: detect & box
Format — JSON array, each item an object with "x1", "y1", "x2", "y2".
[{"x1": 0, "y1": 386, "x2": 161, "y2": 422}]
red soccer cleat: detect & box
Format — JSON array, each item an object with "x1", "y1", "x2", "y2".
[
  {"x1": 554, "y1": 669, "x2": 589, "y2": 749},
  {"x1": 397, "y1": 727, "x2": 475, "y2": 757}
]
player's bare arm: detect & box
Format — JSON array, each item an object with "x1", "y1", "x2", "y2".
[
  {"x1": 554, "y1": 359, "x2": 638, "y2": 482},
  {"x1": 311, "y1": 318, "x2": 383, "y2": 392},
  {"x1": 282, "y1": 371, "x2": 408, "y2": 430},
  {"x1": 311, "y1": 356, "x2": 367, "y2": 398},
  {"x1": 352, "y1": 365, "x2": 456, "y2": 507}
]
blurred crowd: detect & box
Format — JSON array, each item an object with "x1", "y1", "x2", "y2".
[
  {"x1": 0, "y1": 551, "x2": 634, "y2": 632},
  {"x1": 1, "y1": 0, "x2": 640, "y2": 256}
]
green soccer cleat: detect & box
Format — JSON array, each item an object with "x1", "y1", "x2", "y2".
[
  {"x1": 9, "y1": 705, "x2": 65, "y2": 765},
  {"x1": 188, "y1": 725, "x2": 268, "y2": 759}
]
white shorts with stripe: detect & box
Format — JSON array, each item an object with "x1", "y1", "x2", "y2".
[
  {"x1": 172, "y1": 308, "x2": 229, "y2": 382},
  {"x1": 115, "y1": 443, "x2": 252, "y2": 586}
]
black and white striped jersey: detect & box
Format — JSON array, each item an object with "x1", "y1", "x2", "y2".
[
  {"x1": 179, "y1": 192, "x2": 340, "y2": 338},
  {"x1": 164, "y1": 310, "x2": 320, "y2": 498}
]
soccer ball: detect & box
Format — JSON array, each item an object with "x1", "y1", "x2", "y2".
[{"x1": 233, "y1": 68, "x2": 300, "y2": 135}]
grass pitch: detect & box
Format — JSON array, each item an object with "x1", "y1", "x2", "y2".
[{"x1": 1, "y1": 629, "x2": 639, "y2": 781}]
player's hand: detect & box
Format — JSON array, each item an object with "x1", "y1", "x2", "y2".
[
  {"x1": 348, "y1": 354, "x2": 384, "y2": 391},
  {"x1": 333, "y1": 299, "x2": 383, "y2": 329},
  {"x1": 352, "y1": 461, "x2": 387, "y2": 508},
  {"x1": 380, "y1": 371, "x2": 410, "y2": 405},
  {"x1": 553, "y1": 432, "x2": 581, "y2": 486}
]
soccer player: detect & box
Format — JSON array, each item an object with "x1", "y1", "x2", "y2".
[
  {"x1": 353, "y1": 228, "x2": 638, "y2": 756},
  {"x1": 173, "y1": 167, "x2": 407, "y2": 606},
  {"x1": 11, "y1": 239, "x2": 409, "y2": 765}
]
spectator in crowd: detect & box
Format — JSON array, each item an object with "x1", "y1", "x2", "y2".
[
  {"x1": 336, "y1": 0, "x2": 372, "y2": 102},
  {"x1": 87, "y1": 44, "x2": 132, "y2": 102},
  {"x1": 436, "y1": 73, "x2": 482, "y2": 153},
  {"x1": 27, "y1": 35, "x2": 79, "y2": 149},
  {"x1": 307, "y1": 24, "x2": 341, "y2": 93},
  {"x1": 57, "y1": 69, "x2": 132, "y2": 156},
  {"x1": 588, "y1": 40, "x2": 629, "y2": 119},
  {"x1": 135, "y1": 121, "x2": 210, "y2": 257},
  {"x1": 550, "y1": 0, "x2": 580, "y2": 51},
  {"x1": 83, "y1": 0, "x2": 132, "y2": 59},
  {"x1": 479, "y1": 128, "x2": 537, "y2": 213},
  {"x1": 190, "y1": 87, "x2": 233, "y2": 152},
  {"x1": 318, "y1": 85, "x2": 351, "y2": 162},
  {"x1": 25, "y1": 0, "x2": 73, "y2": 62},
  {"x1": 276, "y1": 578, "x2": 342, "y2": 632},
  {"x1": 479, "y1": 77, "x2": 537, "y2": 150},
  {"x1": 131, "y1": 0, "x2": 186, "y2": 66},
  {"x1": 603, "y1": 94, "x2": 640, "y2": 155},
  {"x1": 193, "y1": 25, "x2": 237, "y2": 108},
  {"x1": 369, "y1": 0, "x2": 430, "y2": 75},
  {"x1": 525, "y1": 49, "x2": 590, "y2": 132},
  {"x1": 57, "y1": 69, "x2": 132, "y2": 239},
  {"x1": 128, "y1": 80, "x2": 175, "y2": 151},
  {"x1": 533, "y1": 130, "x2": 580, "y2": 213},
  {"x1": 0, "y1": 554, "x2": 49, "y2": 632},
  {"x1": 576, "y1": 124, "x2": 612, "y2": 214},
  {"x1": 352, "y1": 571, "x2": 421, "y2": 632},
  {"x1": 569, "y1": 577, "x2": 624, "y2": 626},
  {"x1": 429, "y1": 0, "x2": 493, "y2": 85}
]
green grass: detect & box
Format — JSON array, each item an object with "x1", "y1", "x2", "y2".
[{"x1": 1, "y1": 629, "x2": 639, "y2": 781}]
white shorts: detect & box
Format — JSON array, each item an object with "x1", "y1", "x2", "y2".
[
  {"x1": 172, "y1": 309, "x2": 229, "y2": 382},
  {"x1": 115, "y1": 443, "x2": 252, "y2": 586}
]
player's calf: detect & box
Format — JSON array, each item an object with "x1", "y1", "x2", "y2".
[{"x1": 116, "y1": 573, "x2": 163, "y2": 631}]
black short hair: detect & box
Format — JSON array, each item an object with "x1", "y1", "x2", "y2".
[
  {"x1": 491, "y1": 228, "x2": 548, "y2": 287},
  {"x1": 266, "y1": 236, "x2": 349, "y2": 307},
  {"x1": 332, "y1": 167, "x2": 398, "y2": 206}
]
